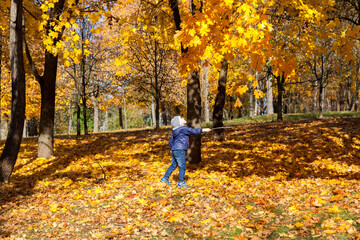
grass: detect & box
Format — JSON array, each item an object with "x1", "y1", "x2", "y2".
[{"x1": 203, "y1": 111, "x2": 360, "y2": 127}]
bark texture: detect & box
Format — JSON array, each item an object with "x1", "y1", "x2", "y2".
[
  {"x1": 213, "y1": 60, "x2": 228, "y2": 141},
  {"x1": 0, "y1": 0, "x2": 26, "y2": 182}
]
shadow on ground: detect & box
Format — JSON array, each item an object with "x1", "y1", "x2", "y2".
[{"x1": 1, "y1": 117, "x2": 360, "y2": 218}]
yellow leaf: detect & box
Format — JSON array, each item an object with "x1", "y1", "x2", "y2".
[
  {"x1": 328, "y1": 205, "x2": 341, "y2": 213},
  {"x1": 169, "y1": 212, "x2": 184, "y2": 223},
  {"x1": 254, "y1": 89, "x2": 264, "y2": 99},
  {"x1": 185, "y1": 200, "x2": 195, "y2": 206},
  {"x1": 325, "y1": 229, "x2": 336, "y2": 234},
  {"x1": 61, "y1": 207, "x2": 68, "y2": 212},
  {"x1": 42, "y1": 14, "x2": 49, "y2": 20},
  {"x1": 63, "y1": 179, "x2": 73, "y2": 187},
  {"x1": 64, "y1": 60, "x2": 71, "y2": 68},
  {"x1": 199, "y1": 219, "x2": 211, "y2": 224},
  {"x1": 73, "y1": 56, "x2": 80, "y2": 64},
  {"x1": 236, "y1": 85, "x2": 248, "y2": 95},
  {"x1": 234, "y1": 98, "x2": 242, "y2": 108},
  {"x1": 49, "y1": 206, "x2": 57, "y2": 213},
  {"x1": 73, "y1": 194, "x2": 83, "y2": 200},
  {"x1": 289, "y1": 205, "x2": 298, "y2": 212},
  {"x1": 168, "y1": 216, "x2": 177, "y2": 223},
  {"x1": 224, "y1": 0, "x2": 234, "y2": 7},
  {"x1": 295, "y1": 222, "x2": 303, "y2": 228},
  {"x1": 138, "y1": 198, "x2": 146, "y2": 205},
  {"x1": 40, "y1": 4, "x2": 48, "y2": 11},
  {"x1": 73, "y1": 34, "x2": 80, "y2": 43}
]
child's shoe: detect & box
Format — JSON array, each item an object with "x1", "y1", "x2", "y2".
[
  {"x1": 177, "y1": 181, "x2": 190, "y2": 188},
  {"x1": 161, "y1": 177, "x2": 170, "y2": 186}
]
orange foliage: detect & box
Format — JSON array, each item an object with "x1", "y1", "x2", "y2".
[{"x1": 1, "y1": 117, "x2": 360, "y2": 239}]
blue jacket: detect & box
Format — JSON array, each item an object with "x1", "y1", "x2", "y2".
[{"x1": 168, "y1": 126, "x2": 201, "y2": 150}]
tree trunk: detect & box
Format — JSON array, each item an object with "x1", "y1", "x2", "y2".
[
  {"x1": 154, "y1": 40, "x2": 160, "y2": 129},
  {"x1": 254, "y1": 71, "x2": 259, "y2": 116},
  {"x1": 23, "y1": 119, "x2": 27, "y2": 138},
  {"x1": 346, "y1": 67, "x2": 352, "y2": 111},
  {"x1": 161, "y1": 102, "x2": 168, "y2": 125},
  {"x1": 0, "y1": 0, "x2": 26, "y2": 182},
  {"x1": 76, "y1": 100, "x2": 81, "y2": 136},
  {"x1": 104, "y1": 107, "x2": 108, "y2": 131},
  {"x1": 318, "y1": 79, "x2": 324, "y2": 118},
  {"x1": 213, "y1": 59, "x2": 228, "y2": 141},
  {"x1": 276, "y1": 73, "x2": 285, "y2": 121},
  {"x1": 355, "y1": 62, "x2": 360, "y2": 111},
  {"x1": 28, "y1": 117, "x2": 38, "y2": 136},
  {"x1": 123, "y1": 94, "x2": 128, "y2": 130},
  {"x1": 24, "y1": 0, "x2": 66, "y2": 158},
  {"x1": 249, "y1": 80, "x2": 254, "y2": 116},
  {"x1": 0, "y1": 32, "x2": 2, "y2": 140},
  {"x1": 67, "y1": 101, "x2": 72, "y2": 135},
  {"x1": 151, "y1": 96, "x2": 156, "y2": 127},
  {"x1": 202, "y1": 61, "x2": 210, "y2": 122},
  {"x1": 91, "y1": 95, "x2": 99, "y2": 132},
  {"x1": 38, "y1": 54, "x2": 57, "y2": 158},
  {"x1": 229, "y1": 96, "x2": 234, "y2": 119},
  {"x1": 339, "y1": 83, "x2": 345, "y2": 111},
  {"x1": 81, "y1": 56, "x2": 88, "y2": 135},
  {"x1": 294, "y1": 79, "x2": 298, "y2": 114},
  {"x1": 119, "y1": 106, "x2": 123, "y2": 129},
  {"x1": 266, "y1": 67, "x2": 274, "y2": 114},
  {"x1": 313, "y1": 80, "x2": 318, "y2": 112},
  {"x1": 187, "y1": 70, "x2": 202, "y2": 164},
  {"x1": 155, "y1": 91, "x2": 160, "y2": 128}
]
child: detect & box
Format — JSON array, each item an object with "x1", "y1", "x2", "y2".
[{"x1": 161, "y1": 116, "x2": 211, "y2": 187}]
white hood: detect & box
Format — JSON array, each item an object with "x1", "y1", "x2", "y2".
[{"x1": 171, "y1": 116, "x2": 182, "y2": 130}]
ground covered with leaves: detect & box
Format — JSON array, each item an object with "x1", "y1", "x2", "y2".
[{"x1": 1, "y1": 117, "x2": 360, "y2": 239}]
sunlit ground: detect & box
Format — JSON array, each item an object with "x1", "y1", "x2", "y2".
[{"x1": 1, "y1": 117, "x2": 360, "y2": 239}]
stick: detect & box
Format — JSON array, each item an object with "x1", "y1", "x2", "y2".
[{"x1": 211, "y1": 126, "x2": 233, "y2": 130}]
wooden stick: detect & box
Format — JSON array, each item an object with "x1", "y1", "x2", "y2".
[{"x1": 211, "y1": 126, "x2": 233, "y2": 130}]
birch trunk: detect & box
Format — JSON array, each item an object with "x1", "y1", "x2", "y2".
[
  {"x1": 91, "y1": 95, "x2": 99, "y2": 132},
  {"x1": 202, "y1": 61, "x2": 210, "y2": 122},
  {"x1": 266, "y1": 69, "x2": 274, "y2": 114}
]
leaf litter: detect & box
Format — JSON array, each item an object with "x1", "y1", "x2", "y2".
[{"x1": 1, "y1": 117, "x2": 360, "y2": 239}]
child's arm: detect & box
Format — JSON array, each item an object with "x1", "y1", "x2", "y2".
[{"x1": 183, "y1": 127, "x2": 211, "y2": 135}]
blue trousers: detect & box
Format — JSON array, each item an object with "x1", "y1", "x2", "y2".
[{"x1": 164, "y1": 150, "x2": 186, "y2": 183}]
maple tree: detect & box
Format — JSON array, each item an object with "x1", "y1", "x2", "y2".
[
  {"x1": 61, "y1": 16, "x2": 107, "y2": 135},
  {"x1": 111, "y1": 1, "x2": 180, "y2": 129},
  {"x1": 23, "y1": 0, "x2": 117, "y2": 157},
  {"x1": 24, "y1": 0, "x2": 68, "y2": 159}
]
